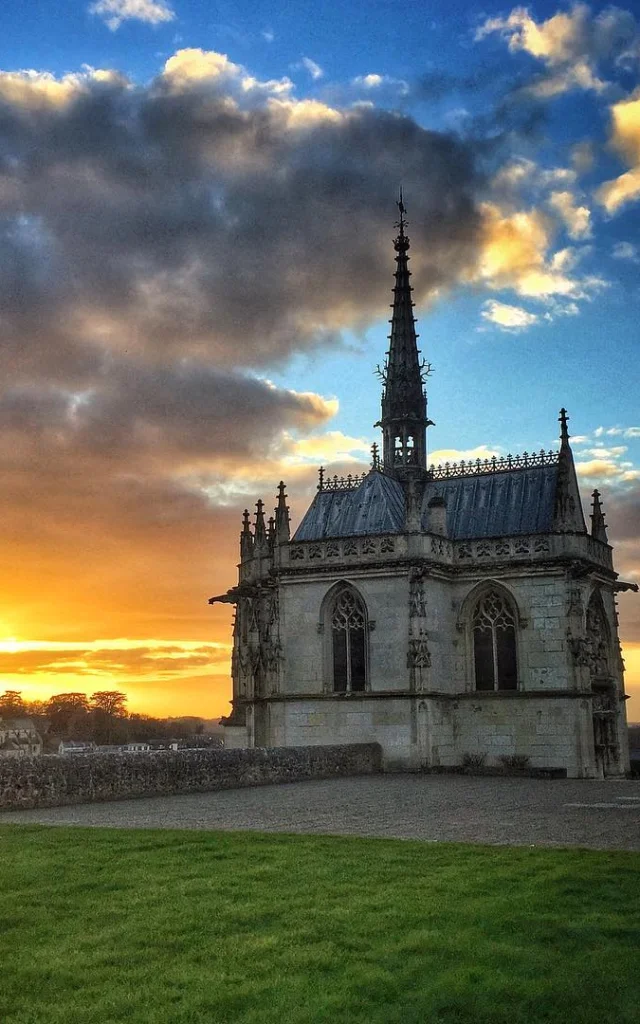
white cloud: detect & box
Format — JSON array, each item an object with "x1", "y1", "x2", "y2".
[
  {"x1": 470, "y1": 203, "x2": 605, "y2": 315},
  {"x1": 161, "y1": 48, "x2": 296, "y2": 104},
  {"x1": 594, "y1": 425, "x2": 640, "y2": 439},
  {"x1": 300, "y1": 57, "x2": 324, "y2": 81},
  {"x1": 430, "y1": 445, "x2": 501, "y2": 468},
  {"x1": 352, "y1": 73, "x2": 409, "y2": 95},
  {"x1": 481, "y1": 300, "x2": 540, "y2": 331},
  {"x1": 612, "y1": 241, "x2": 640, "y2": 262},
  {"x1": 476, "y1": 3, "x2": 640, "y2": 97},
  {"x1": 571, "y1": 140, "x2": 595, "y2": 174},
  {"x1": 89, "y1": 0, "x2": 175, "y2": 31},
  {"x1": 575, "y1": 432, "x2": 640, "y2": 483},
  {"x1": 548, "y1": 190, "x2": 592, "y2": 239}
]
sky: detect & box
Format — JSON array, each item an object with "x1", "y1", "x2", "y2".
[{"x1": 0, "y1": 0, "x2": 639, "y2": 719}]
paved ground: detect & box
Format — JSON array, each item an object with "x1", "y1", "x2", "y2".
[{"x1": 2, "y1": 775, "x2": 640, "y2": 849}]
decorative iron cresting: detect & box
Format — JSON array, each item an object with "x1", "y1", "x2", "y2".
[
  {"x1": 429, "y1": 449, "x2": 559, "y2": 479},
  {"x1": 317, "y1": 468, "x2": 369, "y2": 491},
  {"x1": 316, "y1": 449, "x2": 559, "y2": 491}
]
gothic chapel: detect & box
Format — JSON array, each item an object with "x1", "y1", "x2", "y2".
[{"x1": 210, "y1": 200, "x2": 635, "y2": 778}]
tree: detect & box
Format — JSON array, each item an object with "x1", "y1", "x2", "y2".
[
  {"x1": 45, "y1": 693, "x2": 90, "y2": 741},
  {"x1": 90, "y1": 691, "x2": 128, "y2": 744},
  {"x1": 0, "y1": 690, "x2": 27, "y2": 717},
  {"x1": 90, "y1": 691, "x2": 127, "y2": 716}
]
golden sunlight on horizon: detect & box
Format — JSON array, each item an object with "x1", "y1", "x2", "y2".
[{"x1": 1, "y1": 632, "x2": 638, "y2": 722}]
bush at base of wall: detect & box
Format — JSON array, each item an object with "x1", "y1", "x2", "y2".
[{"x1": 0, "y1": 744, "x2": 382, "y2": 811}]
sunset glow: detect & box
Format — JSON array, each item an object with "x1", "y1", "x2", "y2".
[{"x1": 1, "y1": 0, "x2": 639, "y2": 722}]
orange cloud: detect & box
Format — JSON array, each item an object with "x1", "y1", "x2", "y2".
[{"x1": 597, "y1": 90, "x2": 640, "y2": 213}]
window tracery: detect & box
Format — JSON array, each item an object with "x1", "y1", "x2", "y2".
[
  {"x1": 330, "y1": 587, "x2": 367, "y2": 692},
  {"x1": 472, "y1": 590, "x2": 518, "y2": 691}
]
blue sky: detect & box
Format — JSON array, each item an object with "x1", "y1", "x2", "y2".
[{"x1": 0, "y1": 0, "x2": 639, "y2": 716}]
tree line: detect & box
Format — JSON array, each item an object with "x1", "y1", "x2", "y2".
[{"x1": 0, "y1": 689, "x2": 217, "y2": 747}]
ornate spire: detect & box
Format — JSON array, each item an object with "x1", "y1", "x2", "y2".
[
  {"x1": 376, "y1": 193, "x2": 432, "y2": 479},
  {"x1": 240, "y1": 508, "x2": 253, "y2": 560},
  {"x1": 553, "y1": 407, "x2": 587, "y2": 533},
  {"x1": 254, "y1": 499, "x2": 267, "y2": 547},
  {"x1": 590, "y1": 489, "x2": 609, "y2": 544},
  {"x1": 275, "y1": 481, "x2": 290, "y2": 543}
]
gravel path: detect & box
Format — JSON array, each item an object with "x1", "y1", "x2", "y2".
[{"x1": 2, "y1": 775, "x2": 640, "y2": 850}]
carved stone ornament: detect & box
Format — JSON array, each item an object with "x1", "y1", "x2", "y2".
[
  {"x1": 409, "y1": 579, "x2": 426, "y2": 618},
  {"x1": 408, "y1": 632, "x2": 431, "y2": 668},
  {"x1": 567, "y1": 587, "x2": 583, "y2": 617},
  {"x1": 567, "y1": 630, "x2": 592, "y2": 667},
  {"x1": 238, "y1": 643, "x2": 253, "y2": 677},
  {"x1": 248, "y1": 597, "x2": 260, "y2": 634},
  {"x1": 264, "y1": 637, "x2": 283, "y2": 672}
]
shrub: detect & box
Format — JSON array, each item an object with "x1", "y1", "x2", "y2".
[
  {"x1": 462, "y1": 752, "x2": 487, "y2": 771},
  {"x1": 499, "y1": 754, "x2": 530, "y2": 773}
]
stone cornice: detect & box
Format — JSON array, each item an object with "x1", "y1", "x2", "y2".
[
  {"x1": 278, "y1": 553, "x2": 617, "y2": 586},
  {"x1": 283, "y1": 529, "x2": 614, "y2": 576},
  {"x1": 243, "y1": 688, "x2": 599, "y2": 705}
]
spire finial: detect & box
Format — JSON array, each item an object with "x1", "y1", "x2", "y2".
[
  {"x1": 318, "y1": 466, "x2": 325, "y2": 491},
  {"x1": 394, "y1": 188, "x2": 409, "y2": 253},
  {"x1": 371, "y1": 442, "x2": 380, "y2": 470},
  {"x1": 275, "y1": 480, "x2": 290, "y2": 542},
  {"x1": 254, "y1": 499, "x2": 266, "y2": 543},
  {"x1": 240, "y1": 508, "x2": 253, "y2": 559},
  {"x1": 559, "y1": 407, "x2": 569, "y2": 447},
  {"x1": 590, "y1": 488, "x2": 609, "y2": 543}
]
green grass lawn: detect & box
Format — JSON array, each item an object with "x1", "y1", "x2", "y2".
[{"x1": 1, "y1": 826, "x2": 639, "y2": 1024}]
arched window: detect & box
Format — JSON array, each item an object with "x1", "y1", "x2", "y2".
[
  {"x1": 472, "y1": 590, "x2": 517, "y2": 691},
  {"x1": 331, "y1": 587, "x2": 367, "y2": 693}
]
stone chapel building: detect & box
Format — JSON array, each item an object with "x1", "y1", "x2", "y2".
[{"x1": 210, "y1": 201, "x2": 636, "y2": 778}]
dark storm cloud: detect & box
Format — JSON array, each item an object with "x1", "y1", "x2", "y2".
[
  {"x1": 0, "y1": 57, "x2": 483, "y2": 382},
  {"x1": 0, "y1": 367, "x2": 331, "y2": 468}
]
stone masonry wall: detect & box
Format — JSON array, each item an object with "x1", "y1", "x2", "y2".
[{"x1": 0, "y1": 743, "x2": 382, "y2": 811}]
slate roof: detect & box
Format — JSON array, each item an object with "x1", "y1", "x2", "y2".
[
  {"x1": 421, "y1": 465, "x2": 559, "y2": 539},
  {"x1": 292, "y1": 464, "x2": 559, "y2": 542},
  {"x1": 294, "y1": 470, "x2": 405, "y2": 541}
]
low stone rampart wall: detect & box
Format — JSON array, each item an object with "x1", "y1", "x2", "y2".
[{"x1": 0, "y1": 743, "x2": 382, "y2": 811}]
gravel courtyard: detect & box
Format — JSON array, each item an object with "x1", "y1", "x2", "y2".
[{"x1": 3, "y1": 774, "x2": 640, "y2": 849}]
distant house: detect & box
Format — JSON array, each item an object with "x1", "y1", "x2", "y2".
[
  {"x1": 0, "y1": 717, "x2": 43, "y2": 758},
  {"x1": 58, "y1": 739, "x2": 96, "y2": 755},
  {"x1": 125, "y1": 742, "x2": 150, "y2": 753}
]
